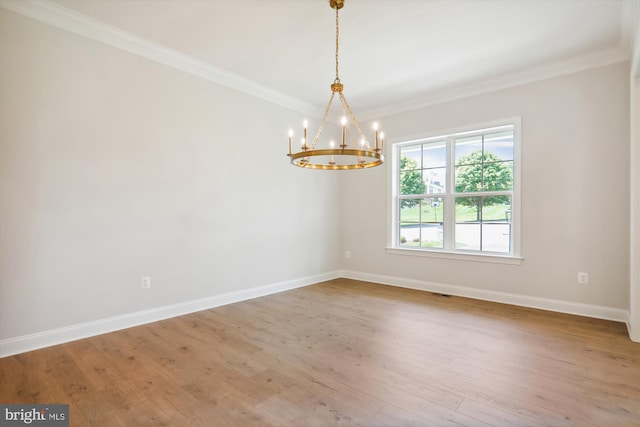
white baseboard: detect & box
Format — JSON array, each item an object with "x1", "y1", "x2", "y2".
[
  {"x1": 0, "y1": 271, "x2": 341, "y2": 358},
  {"x1": 1, "y1": 269, "x2": 631, "y2": 358},
  {"x1": 341, "y1": 270, "x2": 629, "y2": 323},
  {"x1": 629, "y1": 321, "x2": 640, "y2": 343}
]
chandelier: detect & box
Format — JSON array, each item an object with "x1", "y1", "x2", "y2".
[{"x1": 287, "y1": 0, "x2": 384, "y2": 170}]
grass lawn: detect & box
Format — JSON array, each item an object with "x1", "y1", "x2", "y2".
[{"x1": 401, "y1": 201, "x2": 511, "y2": 223}]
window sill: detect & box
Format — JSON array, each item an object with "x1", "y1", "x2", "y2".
[{"x1": 385, "y1": 247, "x2": 523, "y2": 265}]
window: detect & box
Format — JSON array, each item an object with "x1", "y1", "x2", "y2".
[{"x1": 389, "y1": 119, "x2": 520, "y2": 262}]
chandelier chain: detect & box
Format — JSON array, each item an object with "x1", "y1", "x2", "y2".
[
  {"x1": 310, "y1": 91, "x2": 336, "y2": 149},
  {"x1": 339, "y1": 93, "x2": 369, "y2": 148},
  {"x1": 335, "y1": 5, "x2": 340, "y2": 83}
]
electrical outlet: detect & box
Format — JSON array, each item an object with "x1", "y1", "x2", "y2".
[
  {"x1": 141, "y1": 276, "x2": 151, "y2": 289},
  {"x1": 577, "y1": 272, "x2": 588, "y2": 284}
]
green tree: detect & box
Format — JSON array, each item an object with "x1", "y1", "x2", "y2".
[
  {"x1": 400, "y1": 157, "x2": 425, "y2": 208},
  {"x1": 455, "y1": 151, "x2": 512, "y2": 221}
]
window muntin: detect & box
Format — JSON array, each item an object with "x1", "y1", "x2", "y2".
[{"x1": 393, "y1": 122, "x2": 518, "y2": 258}]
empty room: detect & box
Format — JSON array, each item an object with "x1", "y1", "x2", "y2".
[{"x1": 1, "y1": 0, "x2": 640, "y2": 425}]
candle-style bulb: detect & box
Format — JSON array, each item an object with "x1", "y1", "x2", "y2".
[
  {"x1": 288, "y1": 129, "x2": 293, "y2": 155},
  {"x1": 341, "y1": 116, "x2": 347, "y2": 126},
  {"x1": 380, "y1": 132, "x2": 385, "y2": 140},
  {"x1": 360, "y1": 138, "x2": 365, "y2": 147},
  {"x1": 330, "y1": 140, "x2": 335, "y2": 148},
  {"x1": 374, "y1": 123, "x2": 380, "y2": 150},
  {"x1": 303, "y1": 121, "x2": 308, "y2": 146}
]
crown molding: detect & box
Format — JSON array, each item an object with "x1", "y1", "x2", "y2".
[
  {"x1": 362, "y1": 0, "x2": 637, "y2": 119},
  {"x1": 360, "y1": 45, "x2": 630, "y2": 120},
  {"x1": 621, "y1": 0, "x2": 640, "y2": 52},
  {"x1": 0, "y1": 0, "x2": 321, "y2": 117},
  {"x1": 623, "y1": 0, "x2": 640, "y2": 78},
  {"x1": 1, "y1": 0, "x2": 634, "y2": 119}
]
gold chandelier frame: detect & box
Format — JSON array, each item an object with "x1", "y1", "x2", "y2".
[{"x1": 287, "y1": 0, "x2": 384, "y2": 170}]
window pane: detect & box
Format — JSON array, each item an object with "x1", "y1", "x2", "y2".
[
  {"x1": 481, "y1": 223, "x2": 510, "y2": 253},
  {"x1": 400, "y1": 147, "x2": 421, "y2": 170},
  {"x1": 482, "y1": 196, "x2": 512, "y2": 221},
  {"x1": 399, "y1": 197, "x2": 420, "y2": 247},
  {"x1": 455, "y1": 135, "x2": 482, "y2": 165},
  {"x1": 422, "y1": 141, "x2": 446, "y2": 168},
  {"x1": 484, "y1": 130, "x2": 514, "y2": 161},
  {"x1": 481, "y1": 196, "x2": 512, "y2": 253},
  {"x1": 421, "y1": 197, "x2": 444, "y2": 248},
  {"x1": 399, "y1": 198, "x2": 444, "y2": 248},
  {"x1": 455, "y1": 164, "x2": 482, "y2": 193},
  {"x1": 400, "y1": 170, "x2": 424, "y2": 195},
  {"x1": 455, "y1": 197, "x2": 481, "y2": 250},
  {"x1": 482, "y1": 160, "x2": 513, "y2": 191},
  {"x1": 400, "y1": 199, "x2": 420, "y2": 222},
  {"x1": 423, "y1": 167, "x2": 446, "y2": 193}
]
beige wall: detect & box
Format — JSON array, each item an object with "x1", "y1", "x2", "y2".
[
  {"x1": 0, "y1": 9, "x2": 341, "y2": 342},
  {"x1": 342, "y1": 62, "x2": 631, "y2": 310}
]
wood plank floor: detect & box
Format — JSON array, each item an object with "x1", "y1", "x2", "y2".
[{"x1": 1, "y1": 278, "x2": 640, "y2": 426}]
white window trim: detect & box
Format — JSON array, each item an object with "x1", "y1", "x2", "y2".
[{"x1": 386, "y1": 117, "x2": 522, "y2": 265}]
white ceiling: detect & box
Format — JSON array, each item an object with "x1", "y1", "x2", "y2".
[{"x1": 44, "y1": 0, "x2": 638, "y2": 118}]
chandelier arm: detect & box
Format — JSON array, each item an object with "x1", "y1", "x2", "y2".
[
  {"x1": 339, "y1": 93, "x2": 369, "y2": 148},
  {"x1": 310, "y1": 91, "x2": 336, "y2": 149}
]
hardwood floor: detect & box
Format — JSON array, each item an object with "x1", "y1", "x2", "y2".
[{"x1": 1, "y1": 278, "x2": 639, "y2": 426}]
